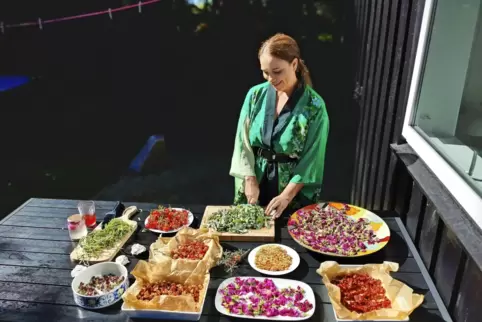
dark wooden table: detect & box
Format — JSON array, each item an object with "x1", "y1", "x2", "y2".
[{"x1": 0, "y1": 198, "x2": 453, "y2": 322}]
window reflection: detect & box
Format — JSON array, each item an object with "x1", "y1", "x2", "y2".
[{"x1": 413, "y1": 0, "x2": 482, "y2": 190}]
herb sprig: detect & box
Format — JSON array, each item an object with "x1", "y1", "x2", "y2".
[{"x1": 217, "y1": 249, "x2": 250, "y2": 273}]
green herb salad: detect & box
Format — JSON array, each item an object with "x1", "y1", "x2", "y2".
[{"x1": 204, "y1": 205, "x2": 271, "y2": 234}]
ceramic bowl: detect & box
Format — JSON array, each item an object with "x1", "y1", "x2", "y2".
[{"x1": 71, "y1": 262, "x2": 129, "y2": 309}]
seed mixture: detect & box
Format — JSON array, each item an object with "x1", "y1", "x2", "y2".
[{"x1": 77, "y1": 274, "x2": 125, "y2": 296}]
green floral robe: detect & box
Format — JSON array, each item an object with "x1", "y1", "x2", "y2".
[{"x1": 229, "y1": 81, "x2": 329, "y2": 209}]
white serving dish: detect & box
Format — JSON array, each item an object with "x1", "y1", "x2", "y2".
[
  {"x1": 331, "y1": 265, "x2": 409, "y2": 321},
  {"x1": 248, "y1": 244, "x2": 300, "y2": 276},
  {"x1": 144, "y1": 208, "x2": 194, "y2": 234},
  {"x1": 71, "y1": 262, "x2": 129, "y2": 310},
  {"x1": 215, "y1": 276, "x2": 315, "y2": 320},
  {"x1": 121, "y1": 279, "x2": 209, "y2": 321}
]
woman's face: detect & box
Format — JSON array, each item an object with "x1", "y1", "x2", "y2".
[{"x1": 260, "y1": 53, "x2": 298, "y2": 92}]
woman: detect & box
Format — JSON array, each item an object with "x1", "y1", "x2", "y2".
[{"x1": 229, "y1": 33, "x2": 330, "y2": 219}]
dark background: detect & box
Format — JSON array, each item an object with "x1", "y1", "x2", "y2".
[{"x1": 0, "y1": 0, "x2": 359, "y2": 216}]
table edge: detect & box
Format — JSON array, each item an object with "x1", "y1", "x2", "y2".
[
  {"x1": 0, "y1": 198, "x2": 33, "y2": 225},
  {"x1": 395, "y1": 217, "x2": 453, "y2": 322}
]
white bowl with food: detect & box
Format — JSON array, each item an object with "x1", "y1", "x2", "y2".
[
  {"x1": 71, "y1": 262, "x2": 129, "y2": 309},
  {"x1": 144, "y1": 207, "x2": 194, "y2": 234},
  {"x1": 215, "y1": 276, "x2": 315, "y2": 320},
  {"x1": 248, "y1": 244, "x2": 300, "y2": 276}
]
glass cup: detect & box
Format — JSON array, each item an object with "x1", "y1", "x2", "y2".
[{"x1": 78, "y1": 200, "x2": 96, "y2": 228}]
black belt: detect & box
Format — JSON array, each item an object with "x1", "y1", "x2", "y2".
[{"x1": 254, "y1": 147, "x2": 296, "y2": 163}]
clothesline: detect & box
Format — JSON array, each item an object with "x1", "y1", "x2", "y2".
[{"x1": 0, "y1": 0, "x2": 161, "y2": 33}]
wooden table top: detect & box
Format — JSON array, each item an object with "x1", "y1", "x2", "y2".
[{"x1": 0, "y1": 198, "x2": 452, "y2": 321}]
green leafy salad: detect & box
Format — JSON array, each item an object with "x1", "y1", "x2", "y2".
[{"x1": 204, "y1": 205, "x2": 271, "y2": 234}]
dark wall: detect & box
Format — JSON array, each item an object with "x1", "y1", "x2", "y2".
[
  {"x1": 350, "y1": 0, "x2": 425, "y2": 211},
  {"x1": 0, "y1": 0, "x2": 360, "y2": 211}
]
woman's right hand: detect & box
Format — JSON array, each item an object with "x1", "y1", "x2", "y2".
[{"x1": 244, "y1": 176, "x2": 260, "y2": 205}]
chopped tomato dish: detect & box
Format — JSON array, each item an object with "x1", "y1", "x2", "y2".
[
  {"x1": 332, "y1": 273, "x2": 391, "y2": 313},
  {"x1": 171, "y1": 240, "x2": 209, "y2": 260},
  {"x1": 146, "y1": 207, "x2": 189, "y2": 231}
]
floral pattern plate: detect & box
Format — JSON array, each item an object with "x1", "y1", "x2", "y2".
[{"x1": 287, "y1": 202, "x2": 390, "y2": 257}]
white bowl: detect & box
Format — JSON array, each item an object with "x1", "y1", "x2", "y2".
[
  {"x1": 144, "y1": 208, "x2": 194, "y2": 234},
  {"x1": 248, "y1": 244, "x2": 300, "y2": 276},
  {"x1": 71, "y1": 262, "x2": 129, "y2": 309}
]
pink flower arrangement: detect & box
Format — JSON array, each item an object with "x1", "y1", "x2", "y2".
[
  {"x1": 220, "y1": 277, "x2": 313, "y2": 318},
  {"x1": 288, "y1": 207, "x2": 379, "y2": 256}
]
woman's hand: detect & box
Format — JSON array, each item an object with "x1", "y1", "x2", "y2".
[
  {"x1": 244, "y1": 176, "x2": 260, "y2": 205},
  {"x1": 266, "y1": 194, "x2": 291, "y2": 219}
]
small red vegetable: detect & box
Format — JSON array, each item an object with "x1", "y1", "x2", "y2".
[
  {"x1": 146, "y1": 207, "x2": 189, "y2": 231},
  {"x1": 332, "y1": 273, "x2": 391, "y2": 313}
]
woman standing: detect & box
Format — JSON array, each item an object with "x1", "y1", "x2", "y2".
[{"x1": 230, "y1": 33, "x2": 330, "y2": 218}]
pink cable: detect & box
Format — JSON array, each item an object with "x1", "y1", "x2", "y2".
[{"x1": 4, "y1": 0, "x2": 161, "y2": 29}]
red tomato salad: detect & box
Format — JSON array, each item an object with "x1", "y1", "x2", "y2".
[{"x1": 145, "y1": 206, "x2": 190, "y2": 231}]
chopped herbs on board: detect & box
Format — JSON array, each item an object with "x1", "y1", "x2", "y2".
[
  {"x1": 78, "y1": 219, "x2": 134, "y2": 264},
  {"x1": 205, "y1": 205, "x2": 271, "y2": 234}
]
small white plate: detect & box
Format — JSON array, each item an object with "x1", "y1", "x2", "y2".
[
  {"x1": 331, "y1": 265, "x2": 409, "y2": 321},
  {"x1": 215, "y1": 276, "x2": 315, "y2": 320},
  {"x1": 248, "y1": 244, "x2": 300, "y2": 276},
  {"x1": 144, "y1": 208, "x2": 194, "y2": 234}
]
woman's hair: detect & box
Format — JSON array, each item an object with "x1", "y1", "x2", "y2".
[{"x1": 258, "y1": 33, "x2": 312, "y2": 86}]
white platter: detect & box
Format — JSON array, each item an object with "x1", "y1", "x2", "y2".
[
  {"x1": 144, "y1": 208, "x2": 194, "y2": 234},
  {"x1": 248, "y1": 244, "x2": 300, "y2": 276},
  {"x1": 331, "y1": 265, "x2": 409, "y2": 321},
  {"x1": 215, "y1": 276, "x2": 315, "y2": 320}
]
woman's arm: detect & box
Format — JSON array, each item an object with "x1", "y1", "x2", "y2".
[
  {"x1": 280, "y1": 182, "x2": 304, "y2": 202},
  {"x1": 229, "y1": 89, "x2": 256, "y2": 179}
]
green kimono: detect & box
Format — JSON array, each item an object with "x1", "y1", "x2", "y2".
[{"x1": 229, "y1": 81, "x2": 329, "y2": 209}]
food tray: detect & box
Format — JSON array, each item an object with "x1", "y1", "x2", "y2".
[
  {"x1": 332, "y1": 265, "x2": 409, "y2": 321},
  {"x1": 288, "y1": 202, "x2": 391, "y2": 257},
  {"x1": 121, "y1": 277, "x2": 209, "y2": 321},
  {"x1": 215, "y1": 276, "x2": 315, "y2": 320},
  {"x1": 200, "y1": 205, "x2": 275, "y2": 242}
]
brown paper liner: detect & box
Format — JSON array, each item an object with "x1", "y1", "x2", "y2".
[
  {"x1": 317, "y1": 261, "x2": 424, "y2": 320},
  {"x1": 149, "y1": 227, "x2": 223, "y2": 276},
  {"x1": 122, "y1": 260, "x2": 210, "y2": 312}
]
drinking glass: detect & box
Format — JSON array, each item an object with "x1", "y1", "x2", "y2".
[{"x1": 78, "y1": 200, "x2": 96, "y2": 228}]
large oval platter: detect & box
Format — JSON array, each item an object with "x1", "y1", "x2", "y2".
[{"x1": 287, "y1": 202, "x2": 390, "y2": 258}]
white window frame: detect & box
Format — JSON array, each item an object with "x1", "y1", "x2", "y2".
[
  {"x1": 402, "y1": 0, "x2": 482, "y2": 229},
  {"x1": 402, "y1": 0, "x2": 482, "y2": 228}
]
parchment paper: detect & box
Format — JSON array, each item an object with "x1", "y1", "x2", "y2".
[
  {"x1": 149, "y1": 227, "x2": 222, "y2": 276},
  {"x1": 122, "y1": 260, "x2": 210, "y2": 312},
  {"x1": 316, "y1": 261, "x2": 424, "y2": 320}
]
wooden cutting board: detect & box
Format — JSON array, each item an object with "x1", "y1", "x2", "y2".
[
  {"x1": 200, "y1": 205, "x2": 275, "y2": 242},
  {"x1": 70, "y1": 206, "x2": 139, "y2": 263}
]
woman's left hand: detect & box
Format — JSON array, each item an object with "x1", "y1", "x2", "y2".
[{"x1": 266, "y1": 195, "x2": 291, "y2": 219}]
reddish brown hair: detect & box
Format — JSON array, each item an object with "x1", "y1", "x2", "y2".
[{"x1": 258, "y1": 33, "x2": 312, "y2": 86}]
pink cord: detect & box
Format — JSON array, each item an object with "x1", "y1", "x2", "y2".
[{"x1": 5, "y1": 0, "x2": 161, "y2": 29}]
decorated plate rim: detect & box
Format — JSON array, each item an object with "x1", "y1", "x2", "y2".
[{"x1": 287, "y1": 202, "x2": 391, "y2": 258}]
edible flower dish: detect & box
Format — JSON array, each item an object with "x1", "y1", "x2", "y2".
[
  {"x1": 288, "y1": 203, "x2": 390, "y2": 257},
  {"x1": 215, "y1": 277, "x2": 315, "y2": 320}
]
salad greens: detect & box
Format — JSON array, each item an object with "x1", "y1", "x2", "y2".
[{"x1": 205, "y1": 205, "x2": 271, "y2": 234}]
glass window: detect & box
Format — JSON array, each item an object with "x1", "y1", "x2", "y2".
[{"x1": 412, "y1": 0, "x2": 482, "y2": 194}]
